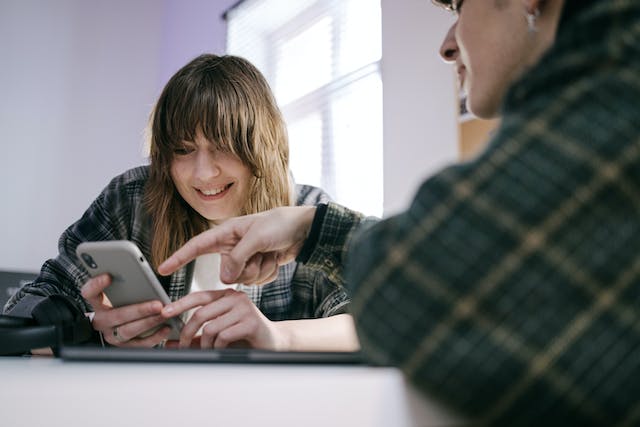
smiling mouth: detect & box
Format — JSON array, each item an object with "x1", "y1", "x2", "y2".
[{"x1": 197, "y1": 183, "x2": 233, "y2": 199}]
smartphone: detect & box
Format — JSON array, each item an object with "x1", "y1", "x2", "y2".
[{"x1": 76, "y1": 240, "x2": 183, "y2": 340}]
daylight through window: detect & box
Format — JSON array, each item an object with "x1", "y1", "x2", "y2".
[{"x1": 226, "y1": 0, "x2": 383, "y2": 216}]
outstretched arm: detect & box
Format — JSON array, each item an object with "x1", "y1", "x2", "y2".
[{"x1": 158, "y1": 206, "x2": 317, "y2": 283}]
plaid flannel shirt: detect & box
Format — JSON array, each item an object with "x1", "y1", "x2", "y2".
[
  {"x1": 4, "y1": 166, "x2": 349, "y2": 326},
  {"x1": 306, "y1": 1, "x2": 640, "y2": 425}
]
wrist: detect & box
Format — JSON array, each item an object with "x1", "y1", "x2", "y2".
[{"x1": 271, "y1": 321, "x2": 293, "y2": 351}]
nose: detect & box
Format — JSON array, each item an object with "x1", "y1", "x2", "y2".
[
  {"x1": 194, "y1": 149, "x2": 221, "y2": 181},
  {"x1": 439, "y1": 22, "x2": 458, "y2": 63}
]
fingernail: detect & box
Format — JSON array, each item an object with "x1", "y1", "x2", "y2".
[
  {"x1": 157, "y1": 261, "x2": 167, "y2": 274},
  {"x1": 163, "y1": 305, "x2": 174, "y2": 315}
]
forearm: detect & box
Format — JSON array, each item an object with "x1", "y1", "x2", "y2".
[
  {"x1": 3, "y1": 260, "x2": 86, "y2": 316},
  {"x1": 274, "y1": 314, "x2": 360, "y2": 352},
  {"x1": 6, "y1": 173, "x2": 142, "y2": 316}
]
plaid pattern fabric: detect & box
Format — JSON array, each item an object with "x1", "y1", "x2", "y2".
[
  {"x1": 4, "y1": 166, "x2": 348, "y2": 328},
  {"x1": 309, "y1": 1, "x2": 640, "y2": 425}
]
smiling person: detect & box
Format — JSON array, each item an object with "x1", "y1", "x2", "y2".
[
  {"x1": 158, "y1": 0, "x2": 640, "y2": 424},
  {"x1": 3, "y1": 54, "x2": 359, "y2": 352}
]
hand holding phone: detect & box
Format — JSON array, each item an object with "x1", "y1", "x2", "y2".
[{"x1": 76, "y1": 240, "x2": 184, "y2": 341}]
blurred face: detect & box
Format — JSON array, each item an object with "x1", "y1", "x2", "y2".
[
  {"x1": 170, "y1": 130, "x2": 253, "y2": 224},
  {"x1": 439, "y1": 0, "x2": 542, "y2": 118}
]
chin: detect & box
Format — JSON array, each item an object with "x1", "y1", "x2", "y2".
[
  {"x1": 203, "y1": 214, "x2": 224, "y2": 223},
  {"x1": 467, "y1": 97, "x2": 500, "y2": 120},
  {"x1": 203, "y1": 212, "x2": 233, "y2": 225}
]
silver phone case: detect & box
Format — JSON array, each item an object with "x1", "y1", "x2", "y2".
[{"x1": 76, "y1": 240, "x2": 183, "y2": 340}]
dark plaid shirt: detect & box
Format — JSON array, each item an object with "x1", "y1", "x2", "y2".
[
  {"x1": 307, "y1": 1, "x2": 640, "y2": 425},
  {"x1": 4, "y1": 166, "x2": 349, "y2": 325}
]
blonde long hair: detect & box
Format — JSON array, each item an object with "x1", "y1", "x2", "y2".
[{"x1": 144, "y1": 54, "x2": 292, "y2": 268}]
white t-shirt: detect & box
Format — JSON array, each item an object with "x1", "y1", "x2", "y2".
[
  {"x1": 187, "y1": 252, "x2": 238, "y2": 327},
  {"x1": 190, "y1": 252, "x2": 238, "y2": 293}
]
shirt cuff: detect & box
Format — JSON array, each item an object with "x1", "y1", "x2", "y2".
[{"x1": 296, "y1": 203, "x2": 328, "y2": 264}]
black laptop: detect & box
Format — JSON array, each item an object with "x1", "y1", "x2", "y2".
[{"x1": 59, "y1": 345, "x2": 366, "y2": 365}]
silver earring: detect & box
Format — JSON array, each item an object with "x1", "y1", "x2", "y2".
[{"x1": 526, "y1": 9, "x2": 540, "y2": 33}]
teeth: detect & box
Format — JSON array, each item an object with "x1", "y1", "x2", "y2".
[{"x1": 201, "y1": 185, "x2": 227, "y2": 196}]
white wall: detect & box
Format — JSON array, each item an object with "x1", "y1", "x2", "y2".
[
  {"x1": 0, "y1": 0, "x2": 458, "y2": 272},
  {"x1": 381, "y1": 0, "x2": 458, "y2": 216},
  {"x1": 0, "y1": 0, "x2": 236, "y2": 272}
]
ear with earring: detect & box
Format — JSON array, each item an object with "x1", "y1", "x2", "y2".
[{"x1": 526, "y1": 8, "x2": 541, "y2": 33}]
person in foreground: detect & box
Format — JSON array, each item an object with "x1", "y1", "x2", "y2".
[
  {"x1": 159, "y1": 0, "x2": 640, "y2": 424},
  {"x1": 3, "y1": 54, "x2": 359, "y2": 352}
]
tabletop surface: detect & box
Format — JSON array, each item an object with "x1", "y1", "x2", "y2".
[{"x1": 0, "y1": 355, "x2": 465, "y2": 427}]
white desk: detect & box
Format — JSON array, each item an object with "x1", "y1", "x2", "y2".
[{"x1": 0, "y1": 356, "x2": 464, "y2": 427}]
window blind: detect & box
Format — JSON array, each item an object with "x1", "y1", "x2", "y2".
[{"x1": 226, "y1": 0, "x2": 383, "y2": 216}]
